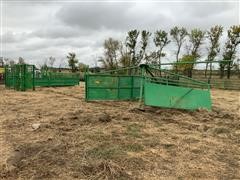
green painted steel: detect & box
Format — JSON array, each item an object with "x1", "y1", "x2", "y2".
[
  {"x1": 5, "y1": 64, "x2": 35, "y2": 91},
  {"x1": 86, "y1": 74, "x2": 141, "y2": 100},
  {"x1": 35, "y1": 72, "x2": 80, "y2": 87},
  {"x1": 85, "y1": 64, "x2": 212, "y2": 110},
  {"x1": 5, "y1": 64, "x2": 80, "y2": 91},
  {"x1": 144, "y1": 82, "x2": 212, "y2": 110}
]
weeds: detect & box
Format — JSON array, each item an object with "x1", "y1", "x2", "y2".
[
  {"x1": 122, "y1": 143, "x2": 144, "y2": 152},
  {"x1": 126, "y1": 123, "x2": 143, "y2": 138},
  {"x1": 86, "y1": 143, "x2": 125, "y2": 160}
]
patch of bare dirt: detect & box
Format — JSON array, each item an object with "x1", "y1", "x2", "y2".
[{"x1": 0, "y1": 85, "x2": 239, "y2": 179}]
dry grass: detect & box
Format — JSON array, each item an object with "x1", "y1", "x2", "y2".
[{"x1": 0, "y1": 85, "x2": 239, "y2": 179}]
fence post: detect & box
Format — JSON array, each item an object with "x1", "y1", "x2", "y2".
[
  {"x1": 33, "y1": 65, "x2": 35, "y2": 91},
  {"x1": 139, "y1": 65, "x2": 145, "y2": 107},
  {"x1": 23, "y1": 64, "x2": 26, "y2": 91},
  {"x1": 85, "y1": 69, "x2": 89, "y2": 101}
]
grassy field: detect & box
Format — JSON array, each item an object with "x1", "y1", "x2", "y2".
[{"x1": 0, "y1": 85, "x2": 240, "y2": 179}]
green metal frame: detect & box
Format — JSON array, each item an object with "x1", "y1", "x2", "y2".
[
  {"x1": 85, "y1": 64, "x2": 212, "y2": 110},
  {"x1": 5, "y1": 64, "x2": 80, "y2": 91},
  {"x1": 5, "y1": 64, "x2": 35, "y2": 91},
  {"x1": 85, "y1": 74, "x2": 142, "y2": 101},
  {"x1": 35, "y1": 72, "x2": 80, "y2": 87}
]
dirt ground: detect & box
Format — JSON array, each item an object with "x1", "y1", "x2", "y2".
[{"x1": 0, "y1": 84, "x2": 239, "y2": 179}]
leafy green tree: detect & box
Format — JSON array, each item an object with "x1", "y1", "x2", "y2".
[
  {"x1": 153, "y1": 30, "x2": 170, "y2": 67},
  {"x1": 205, "y1": 25, "x2": 223, "y2": 79},
  {"x1": 78, "y1": 62, "x2": 89, "y2": 72},
  {"x1": 139, "y1": 30, "x2": 151, "y2": 63},
  {"x1": 99, "y1": 37, "x2": 120, "y2": 70},
  {"x1": 119, "y1": 43, "x2": 131, "y2": 67},
  {"x1": 175, "y1": 54, "x2": 195, "y2": 77},
  {"x1": 220, "y1": 25, "x2": 240, "y2": 79},
  {"x1": 186, "y1": 28, "x2": 205, "y2": 77},
  {"x1": 189, "y1": 28, "x2": 205, "y2": 58},
  {"x1": 170, "y1": 26, "x2": 188, "y2": 63},
  {"x1": 126, "y1": 30, "x2": 140, "y2": 66},
  {"x1": 67, "y1": 52, "x2": 78, "y2": 72}
]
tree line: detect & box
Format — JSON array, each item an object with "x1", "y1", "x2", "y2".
[
  {"x1": 0, "y1": 54, "x2": 89, "y2": 73},
  {"x1": 99, "y1": 25, "x2": 240, "y2": 79}
]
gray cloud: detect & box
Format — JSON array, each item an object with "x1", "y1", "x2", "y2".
[{"x1": 2, "y1": 1, "x2": 239, "y2": 66}]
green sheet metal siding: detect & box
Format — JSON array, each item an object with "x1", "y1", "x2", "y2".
[
  {"x1": 144, "y1": 82, "x2": 212, "y2": 110},
  {"x1": 86, "y1": 75, "x2": 141, "y2": 100},
  {"x1": 35, "y1": 73, "x2": 80, "y2": 87}
]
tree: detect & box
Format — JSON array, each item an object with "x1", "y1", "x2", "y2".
[
  {"x1": 205, "y1": 25, "x2": 223, "y2": 79},
  {"x1": 125, "y1": 30, "x2": 151, "y2": 67},
  {"x1": 9, "y1": 60, "x2": 15, "y2": 66},
  {"x1": 153, "y1": 30, "x2": 170, "y2": 68},
  {"x1": 0, "y1": 57, "x2": 4, "y2": 66},
  {"x1": 67, "y1": 52, "x2": 78, "y2": 72},
  {"x1": 99, "y1": 38, "x2": 120, "y2": 70},
  {"x1": 186, "y1": 28, "x2": 205, "y2": 77},
  {"x1": 170, "y1": 26, "x2": 188, "y2": 63},
  {"x1": 48, "y1": 56, "x2": 56, "y2": 68},
  {"x1": 18, "y1": 57, "x2": 25, "y2": 64},
  {"x1": 126, "y1": 30, "x2": 140, "y2": 66},
  {"x1": 220, "y1": 25, "x2": 240, "y2": 79},
  {"x1": 119, "y1": 43, "x2": 131, "y2": 67},
  {"x1": 189, "y1": 28, "x2": 205, "y2": 57},
  {"x1": 174, "y1": 54, "x2": 195, "y2": 77},
  {"x1": 40, "y1": 62, "x2": 48, "y2": 72},
  {"x1": 139, "y1": 30, "x2": 151, "y2": 63},
  {"x1": 78, "y1": 62, "x2": 89, "y2": 72}
]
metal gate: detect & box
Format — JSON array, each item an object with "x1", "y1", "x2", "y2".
[
  {"x1": 35, "y1": 72, "x2": 80, "y2": 87},
  {"x1": 5, "y1": 64, "x2": 80, "y2": 91},
  {"x1": 5, "y1": 64, "x2": 35, "y2": 91},
  {"x1": 85, "y1": 74, "x2": 142, "y2": 100},
  {"x1": 85, "y1": 64, "x2": 212, "y2": 110},
  {"x1": 144, "y1": 81, "x2": 211, "y2": 110}
]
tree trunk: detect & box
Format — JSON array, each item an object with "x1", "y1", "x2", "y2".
[
  {"x1": 227, "y1": 62, "x2": 231, "y2": 79},
  {"x1": 205, "y1": 62, "x2": 209, "y2": 77},
  {"x1": 220, "y1": 64, "x2": 224, "y2": 79},
  {"x1": 158, "y1": 52, "x2": 161, "y2": 76},
  {"x1": 209, "y1": 62, "x2": 213, "y2": 80},
  {"x1": 175, "y1": 48, "x2": 180, "y2": 74}
]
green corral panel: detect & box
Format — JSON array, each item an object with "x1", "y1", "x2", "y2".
[
  {"x1": 144, "y1": 82, "x2": 212, "y2": 110},
  {"x1": 5, "y1": 65, "x2": 80, "y2": 91},
  {"x1": 35, "y1": 72, "x2": 79, "y2": 87},
  {"x1": 5, "y1": 64, "x2": 34, "y2": 91},
  {"x1": 86, "y1": 75, "x2": 141, "y2": 100}
]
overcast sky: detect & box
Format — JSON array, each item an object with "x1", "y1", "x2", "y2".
[{"x1": 1, "y1": 0, "x2": 240, "y2": 67}]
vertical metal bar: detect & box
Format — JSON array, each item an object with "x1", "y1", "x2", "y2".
[
  {"x1": 4, "y1": 65, "x2": 7, "y2": 87},
  {"x1": 117, "y1": 76, "x2": 120, "y2": 100},
  {"x1": 131, "y1": 76, "x2": 133, "y2": 99},
  {"x1": 139, "y1": 66, "x2": 145, "y2": 105},
  {"x1": 23, "y1": 64, "x2": 26, "y2": 91},
  {"x1": 85, "y1": 71, "x2": 88, "y2": 101},
  {"x1": 33, "y1": 65, "x2": 35, "y2": 91}
]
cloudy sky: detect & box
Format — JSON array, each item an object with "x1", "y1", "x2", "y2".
[{"x1": 1, "y1": 0, "x2": 240, "y2": 67}]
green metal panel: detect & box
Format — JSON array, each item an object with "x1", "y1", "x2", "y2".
[
  {"x1": 144, "y1": 82, "x2": 212, "y2": 110},
  {"x1": 5, "y1": 64, "x2": 34, "y2": 91},
  {"x1": 34, "y1": 72, "x2": 80, "y2": 87},
  {"x1": 86, "y1": 74, "x2": 141, "y2": 101},
  {"x1": 5, "y1": 65, "x2": 79, "y2": 91}
]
